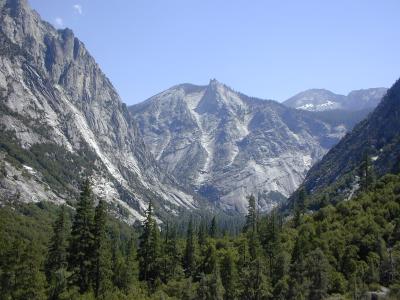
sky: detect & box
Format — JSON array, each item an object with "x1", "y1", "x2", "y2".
[{"x1": 29, "y1": 0, "x2": 400, "y2": 105}]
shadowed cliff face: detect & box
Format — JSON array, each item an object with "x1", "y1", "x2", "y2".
[
  {"x1": 0, "y1": 0, "x2": 198, "y2": 223},
  {"x1": 130, "y1": 80, "x2": 356, "y2": 212}
]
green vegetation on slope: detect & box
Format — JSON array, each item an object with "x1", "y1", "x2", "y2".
[{"x1": 0, "y1": 173, "x2": 400, "y2": 299}]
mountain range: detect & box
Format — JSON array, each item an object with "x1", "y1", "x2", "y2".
[
  {"x1": 129, "y1": 80, "x2": 383, "y2": 212},
  {"x1": 0, "y1": 0, "x2": 392, "y2": 218},
  {"x1": 284, "y1": 88, "x2": 387, "y2": 112},
  {"x1": 0, "y1": 0, "x2": 197, "y2": 223},
  {"x1": 290, "y1": 78, "x2": 400, "y2": 207}
]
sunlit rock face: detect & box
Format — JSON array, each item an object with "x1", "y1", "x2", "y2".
[
  {"x1": 0, "y1": 0, "x2": 198, "y2": 223},
  {"x1": 130, "y1": 80, "x2": 351, "y2": 212}
]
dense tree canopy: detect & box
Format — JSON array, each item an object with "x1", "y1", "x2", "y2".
[{"x1": 1, "y1": 172, "x2": 400, "y2": 299}]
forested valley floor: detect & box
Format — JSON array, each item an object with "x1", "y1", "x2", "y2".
[{"x1": 1, "y1": 173, "x2": 400, "y2": 299}]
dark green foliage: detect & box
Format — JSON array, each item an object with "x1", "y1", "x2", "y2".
[
  {"x1": 0, "y1": 202, "x2": 61, "y2": 299},
  {"x1": 359, "y1": 151, "x2": 376, "y2": 192},
  {"x1": 243, "y1": 194, "x2": 257, "y2": 233},
  {"x1": 68, "y1": 179, "x2": 95, "y2": 293},
  {"x1": 160, "y1": 223, "x2": 181, "y2": 283},
  {"x1": 183, "y1": 217, "x2": 197, "y2": 278},
  {"x1": 0, "y1": 128, "x2": 98, "y2": 197},
  {"x1": 196, "y1": 268, "x2": 225, "y2": 300},
  {"x1": 0, "y1": 239, "x2": 47, "y2": 300},
  {"x1": 1, "y1": 173, "x2": 400, "y2": 299},
  {"x1": 305, "y1": 248, "x2": 329, "y2": 300},
  {"x1": 209, "y1": 216, "x2": 217, "y2": 238},
  {"x1": 220, "y1": 249, "x2": 238, "y2": 300},
  {"x1": 92, "y1": 200, "x2": 112, "y2": 297},
  {"x1": 45, "y1": 205, "x2": 69, "y2": 299},
  {"x1": 137, "y1": 201, "x2": 161, "y2": 289},
  {"x1": 198, "y1": 240, "x2": 217, "y2": 275},
  {"x1": 240, "y1": 258, "x2": 271, "y2": 300},
  {"x1": 289, "y1": 79, "x2": 400, "y2": 209}
]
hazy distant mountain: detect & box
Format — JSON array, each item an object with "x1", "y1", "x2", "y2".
[
  {"x1": 0, "y1": 0, "x2": 198, "y2": 222},
  {"x1": 284, "y1": 88, "x2": 387, "y2": 112},
  {"x1": 130, "y1": 80, "x2": 357, "y2": 212},
  {"x1": 284, "y1": 89, "x2": 345, "y2": 111},
  {"x1": 292, "y1": 79, "x2": 399, "y2": 205}
]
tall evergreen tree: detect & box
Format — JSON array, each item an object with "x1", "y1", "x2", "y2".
[
  {"x1": 45, "y1": 205, "x2": 69, "y2": 299},
  {"x1": 293, "y1": 188, "x2": 306, "y2": 228},
  {"x1": 138, "y1": 200, "x2": 161, "y2": 288},
  {"x1": 244, "y1": 195, "x2": 260, "y2": 261},
  {"x1": 298, "y1": 188, "x2": 306, "y2": 213},
  {"x1": 198, "y1": 219, "x2": 207, "y2": 248},
  {"x1": 260, "y1": 211, "x2": 285, "y2": 286},
  {"x1": 209, "y1": 266, "x2": 225, "y2": 300},
  {"x1": 288, "y1": 224, "x2": 315, "y2": 299},
  {"x1": 240, "y1": 258, "x2": 271, "y2": 300},
  {"x1": 183, "y1": 217, "x2": 196, "y2": 278},
  {"x1": 209, "y1": 216, "x2": 217, "y2": 238},
  {"x1": 111, "y1": 240, "x2": 127, "y2": 291},
  {"x1": 220, "y1": 249, "x2": 238, "y2": 300},
  {"x1": 1, "y1": 240, "x2": 47, "y2": 300},
  {"x1": 243, "y1": 195, "x2": 257, "y2": 233},
  {"x1": 196, "y1": 257, "x2": 225, "y2": 300},
  {"x1": 359, "y1": 151, "x2": 375, "y2": 191},
  {"x1": 124, "y1": 235, "x2": 139, "y2": 290},
  {"x1": 92, "y1": 200, "x2": 112, "y2": 297},
  {"x1": 199, "y1": 240, "x2": 217, "y2": 275},
  {"x1": 68, "y1": 179, "x2": 95, "y2": 293},
  {"x1": 161, "y1": 223, "x2": 180, "y2": 282},
  {"x1": 305, "y1": 248, "x2": 329, "y2": 300}
]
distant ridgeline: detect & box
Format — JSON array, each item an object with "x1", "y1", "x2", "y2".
[{"x1": 287, "y1": 78, "x2": 400, "y2": 211}]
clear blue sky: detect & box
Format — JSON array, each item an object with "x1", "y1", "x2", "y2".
[{"x1": 29, "y1": 0, "x2": 400, "y2": 105}]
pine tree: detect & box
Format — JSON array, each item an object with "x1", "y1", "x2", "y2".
[
  {"x1": 198, "y1": 219, "x2": 207, "y2": 248},
  {"x1": 124, "y1": 235, "x2": 139, "y2": 290},
  {"x1": 45, "y1": 205, "x2": 69, "y2": 299},
  {"x1": 196, "y1": 273, "x2": 210, "y2": 300},
  {"x1": 288, "y1": 224, "x2": 315, "y2": 300},
  {"x1": 2, "y1": 240, "x2": 47, "y2": 300},
  {"x1": 209, "y1": 266, "x2": 225, "y2": 300},
  {"x1": 359, "y1": 151, "x2": 375, "y2": 191},
  {"x1": 243, "y1": 195, "x2": 257, "y2": 233},
  {"x1": 305, "y1": 248, "x2": 329, "y2": 300},
  {"x1": 196, "y1": 261, "x2": 224, "y2": 300},
  {"x1": 68, "y1": 179, "x2": 95, "y2": 293},
  {"x1": 92, "y1": 200, "x2": 112, "y2": 298},
  {"x1": 244, "y1": 195, "x2": 261, "y2": 261},
  {"x1": 293, "y1": 189, "x2": 306, "y2": 228},
  {"x1": 161, "y1": 223, "x2": 180, "y2": 282},
  {"x1": 138, "y1": 200, "x2": 161, "y2": 288},
  {"x1": 241, "y1": 258, "x2": 270, "y2": 300},
  {"x1": 209, "y1": 216, "x2": 217, "y2": 238},
  {"x1": 260, "y1": 211, "x2": 285, "y2": 286},
  {"x1": 111, "y1": 240, "x2": 126, "y2": 290},
  {"x1": 183, "y1": 217, "x2": 196, "y2": 278},
  {"x1": 298, "y1": 188, "x2": 306, "y2": 213},
  {"x1": 199, "y1": 240, "x2": 217, "y2": 275},
  {"x1": 220, "y1": 249, "x2": 238, "y2": 300}
]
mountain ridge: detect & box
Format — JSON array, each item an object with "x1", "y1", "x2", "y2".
[
  {"x1": 289, "y1": 78, "x2": 399, "y2": 207},
  {"x1": 284, "y1": 87, "x2": 387, "y2": 112},
  {"x1": 0, "y1": 0, "x2": 200, "y2": 222},
  {"x1": 130, "y1": 79, "x2": 360, "y2": 212}
]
